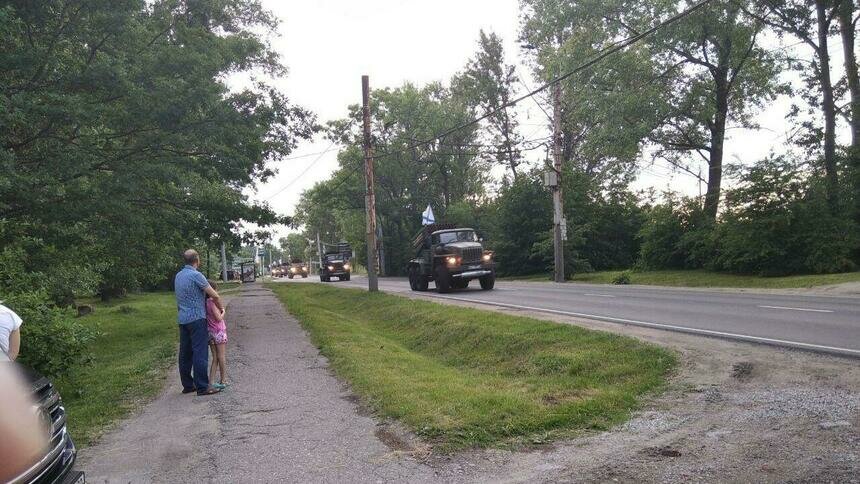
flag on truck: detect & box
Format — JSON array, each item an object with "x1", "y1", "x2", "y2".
[{"x1": 421, "y1": 205, "x2": 435, "y2": 225}]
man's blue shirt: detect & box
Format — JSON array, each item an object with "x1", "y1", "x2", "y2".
[{"x1": 174, "y1": 265, "x2": 210, "y2": 324}]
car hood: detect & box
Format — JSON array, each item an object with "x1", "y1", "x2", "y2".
[{"x1": 445, "y1": 241, "x2": 483, "y2": 251}]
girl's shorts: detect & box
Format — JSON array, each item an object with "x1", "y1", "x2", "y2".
[{"x1": 208, "y1": 328, "x2": 227, "y2": 344}]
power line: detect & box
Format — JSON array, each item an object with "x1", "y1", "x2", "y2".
[
  {"x1": 265, "y1": 122, "x2": 355, "y2": 201},
  {"x1": 374, "y1": 0, "x2": 714, "y2": 159}
]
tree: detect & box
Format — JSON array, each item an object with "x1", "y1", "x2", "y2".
[
  {"x1": 0, "y1": 0, "x2": 314, "y2": 299},
  {"x1": 451, "y1": 30, "x2": 525, "y2": 179},
  {"x1": 835, "y1": 0, "x2": 860, "y2": 226},
  {"x1": 644, "y1": 0, "x2": 784, "y2": 219},
  {"x1": 748, "y1": 0, "x2": 846, "y2": 210}
]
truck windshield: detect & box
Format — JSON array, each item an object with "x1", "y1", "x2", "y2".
[{"x1": 436, "y1": 231, "x2": 478, "y2": 244}]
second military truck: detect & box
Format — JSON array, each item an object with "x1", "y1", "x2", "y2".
[
  {"x1": 319, "y1": 242, "x2": 352, "y2": 282},
  {"x1": 407, "y1": 224, "x2": 495, "y2": 293}
]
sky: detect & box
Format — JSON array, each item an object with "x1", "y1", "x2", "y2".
[{"x1": 246, "y1": 0, "x2": 825, "y2": 242}]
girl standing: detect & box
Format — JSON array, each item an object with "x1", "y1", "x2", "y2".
[{"x1": 206, "y1": 281, "x2": 228, "y2": 389}]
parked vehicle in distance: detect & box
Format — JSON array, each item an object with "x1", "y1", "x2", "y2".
[
  {"x1": 1, "y1": 351, "x2": 84, "y2": 484},
  {"x1": 288, "y1": 261, "x2": 309, "y2": 279},
  {"x1": 319, "y1": 243, "x2": 352, "y2": 282},
  {"x1": 407, "y1": 224, "x2": 495, "y2": 293}
]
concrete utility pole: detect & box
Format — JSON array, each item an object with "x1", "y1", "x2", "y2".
[
  {"x1": 552, "y1": 83, "x2": 565, "y2": 283},
  {"x1": 362, "y1": 75, "x2": 379, "y2": 292},
  {"x1": 221, "y1": 242, "x2": 228, "y2": 282}
]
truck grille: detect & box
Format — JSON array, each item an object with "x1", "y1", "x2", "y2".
[
  {"x1": 460, "y1": 247, "x2": 482, "y2": 264},
  {"x1": 35, "y1": 379, "x2": 66, "y2": 446}
]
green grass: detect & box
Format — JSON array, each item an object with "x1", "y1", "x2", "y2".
[
  {"x1": 506, "y1": 269, "x2": 860, "y2": 289},
  {"x1": 268, "y1": 283, "x2": 675, "y2": 450},
  {"x1": 54, "y1": 292, "x2": 178, "y2": 447}
]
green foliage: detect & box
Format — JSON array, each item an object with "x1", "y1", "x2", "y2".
[
  {"x1": 637, "y1": 158, "x2": 856, "y2": 275},
  {"x1": 712, "y1": 158, "x2": 856, "y2": 275},
  {"x1": 0, "y1": 247, "x2": 95, "y2": 378},
  {"x1": 612, "y1": 271, "x2": 632, "y2": 285},
  {"x1": 1, "y1": 1, "x2": 314, "y2": 300}
]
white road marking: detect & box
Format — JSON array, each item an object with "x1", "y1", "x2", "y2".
[
  {"x1": 423, "y1": 294, "x2": 860, "y2": 357},
  {"x1": 584, "y1": 293, "x2": 615, "y2": 298},
  {"x1": 758, "y1": 305, "x2": 834, "y2": 313}
]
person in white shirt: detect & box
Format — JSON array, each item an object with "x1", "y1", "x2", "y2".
[{"x1": 0, "y1": 303, "x2": 23, "y2": 360}]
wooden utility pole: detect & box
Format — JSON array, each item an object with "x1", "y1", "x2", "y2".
[
  {"x1": 552, "y1": 83, "x2": 565, "y2": 283},
  {"x1": 362, "y1": 75, "x2": 379, "y2": 292}
]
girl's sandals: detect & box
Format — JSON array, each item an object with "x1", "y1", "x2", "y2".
[
  {"x1": 213, "y1": 383, "x2": 227, "y2": 390},
  {"x1": 197, "y1": 387, "x2": 221, "y2": 396}
]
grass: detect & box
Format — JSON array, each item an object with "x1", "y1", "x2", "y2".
[
  {"x1": 54, "y1": 292, "x2": 178, "y2": 447},
  {"x1": 505, "y1": 269, "x2": 860, "y2": 289},
  {"x1": 267, "y1": 283, "x2": 675, "y2": 450}
]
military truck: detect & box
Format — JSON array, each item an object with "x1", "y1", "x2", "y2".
[
  {"x1": 407, "y1": 224, "x2": 495, "y2": 293},
  {"x1": 287, "y1": 260, "x2": 309, "y2": 279},
  {"x1": 319, "y1": 242, "x2": 352, "y2": 282}
]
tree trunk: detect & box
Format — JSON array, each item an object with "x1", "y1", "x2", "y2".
[
  {"x1": 705, "y1": 71, "x2": 730, "y2": 220},
  {"x1": 817, "y1": 0, "x2": 839, "y2": 209},
  {"x1": 837, "y1": 0, "x2": 859, "y2": 223}
]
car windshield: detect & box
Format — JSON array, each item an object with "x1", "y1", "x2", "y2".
[{"x1": 436, "y1": 230, "x2": 478, "y2": 244}]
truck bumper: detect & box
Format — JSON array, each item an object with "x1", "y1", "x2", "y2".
[{"x1": 452, "y1": 270, "x2": 492, "y2": 279}]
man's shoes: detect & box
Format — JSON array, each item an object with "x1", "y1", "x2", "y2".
[
  {"x1": 182, "y1": 387, "x2": 197, "y2": 394},
  {"x1": 197, "y1": 387, "x2": 221, "y2": 396}
]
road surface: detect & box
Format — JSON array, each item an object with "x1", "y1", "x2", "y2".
[{"x1": 278, "y1": 276, "x2": 860, "y2": 357}]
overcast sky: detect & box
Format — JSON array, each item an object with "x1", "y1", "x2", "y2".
[{"x1": 247, "y1": 0, "x2": 817, "y2": 241}]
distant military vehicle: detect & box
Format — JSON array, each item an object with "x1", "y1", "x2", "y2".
[
  {"x1": 287, "y1": 260, "x2": 309, "y2": 279},
  {"x1": 320, "y1": 242, "x2": 352, "y2": 282},
  {"x1": 407, "y1": 224, "x2": 495, "y2": 293}
]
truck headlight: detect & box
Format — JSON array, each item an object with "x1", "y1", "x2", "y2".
[
  {"x1": 343, "y1": 263, "x2": 350, "y2": 270},
  {"x1": 446, "y1": 256, "x2": 459, "y2": 266},
  {"x1": 328, "y1": 265, "x2": 334, "y2": 271},
  {"x1": 482, "y1": 253, "x2": 492, "y2": 262}
]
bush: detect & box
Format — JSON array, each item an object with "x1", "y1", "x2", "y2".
[
  {"x1": 637, "y1": 197, "x2": 709, "y2": 270},
  {"x1": 0, "y1": 247, "x2": 96, "y2": 377},
  {"x1": 5, "y1": 291, "x2": 96, "y2": 378},
  {"x1": 713, "y1": 158, "x2": 856, "y2": 275},
  {"x1": 612, "y1": 271, "x2": 632, "y2": 285}
]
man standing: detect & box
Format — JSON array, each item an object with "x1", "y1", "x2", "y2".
[{"x1": 175, "y1": 249, "x2": 223, "y2": 396}]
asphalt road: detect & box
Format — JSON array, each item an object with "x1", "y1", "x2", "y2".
[{"x1": 279, "y1": 275, "x2": 860, "y2": 357}]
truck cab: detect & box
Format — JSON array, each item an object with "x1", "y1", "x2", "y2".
[
  {"x1": 319, "y1": 243, "x2": 352, "y2": 282},
  {"x1": 407, "y1": 224, "x2": 495, "y2": 293}
]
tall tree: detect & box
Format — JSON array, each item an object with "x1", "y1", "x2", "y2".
[
  {"x1": 451, "y1": 30, "x2": 524, "y2": 179},
  {"x1": 645, "y1": 0, "x2": 783, "y2": 219},
  {"x1": 0, "y1": 0, "x2": 314, "y2": 298},
  {"x1": 749, "y1": 0, "x2": 844, "y2": 209},
  {"x1": 835, "y1": 0, "x2": 860, "y2": 224}
]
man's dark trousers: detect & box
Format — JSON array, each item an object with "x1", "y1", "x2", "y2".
[{"x1": 178, "y1": 318, "x2": 209, "y2": 393}]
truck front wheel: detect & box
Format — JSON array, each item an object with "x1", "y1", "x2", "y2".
[
  {"x1": 479, "y1": 272, "x2": 495, "y2": 290},
  {"x1": 435, "y1": 267, "x2": 452, "y2": 293}
]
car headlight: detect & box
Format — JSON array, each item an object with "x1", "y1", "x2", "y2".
[
  {"x1": 446, "y1": 256, "x2": 459, "y2": 266},
  {"x1": 482, "y1": 253, "x2": 492, "y2": 262},
  {"x1": 328, "y1": 265, "x2": 334, "y2": 270},
  {"x1": 343, "y1": 263, "x2": 350, "y2": 270},
  {"x1": 302, "y1": 267, "x2": 308, "y2": 272}
]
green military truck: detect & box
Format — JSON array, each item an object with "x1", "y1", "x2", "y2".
[{"x1": 407, "y1": 224, "x2": 495, "y2": 293}]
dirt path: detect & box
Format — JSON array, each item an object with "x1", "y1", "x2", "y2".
[{"x1": 80, "y1": 283, "x2": 860, "y2": 483}]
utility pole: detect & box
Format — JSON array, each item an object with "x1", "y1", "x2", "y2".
[
  {"x1": 552, "y1": 83, "x2": 565, "y2": 283},
  {"x1": 377, "y1": 222, "x2": 385, "y2": 277},
  {"x1": 316, "y1": 232, "x2": 322, "y2": 273},
  {"x1": 220, "y1": 242, "x2": 228, "y2": 283},
  {"x1": 362, "y1": 75, "x2": 379, "y2": 292}
]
